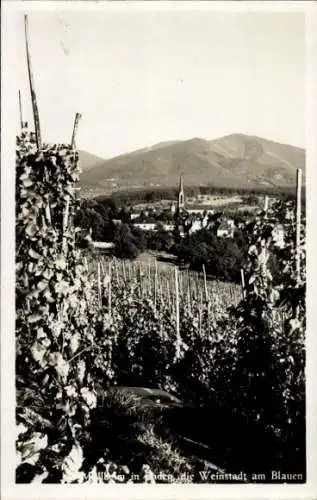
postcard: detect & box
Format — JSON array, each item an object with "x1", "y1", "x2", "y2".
[{"x1": 1, "y1": 1, "x2": 317, "y2": 499}]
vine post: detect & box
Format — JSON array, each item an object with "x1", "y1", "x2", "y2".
[
  {"x1": 240, "y1": 268, "x2": 246, "y2": 299},
  {"x1": 174, "y1": 267, "x2": 180, "y2": 360},
  {"x1": 97, "y1": 261, "x2": 102, "y2": 308},
  {"x1": 62, "y1": 113, "x2": 82, "y2": 255},
  {"x1": 71, "y1": 113, "x2": 82, "y2": 149},
  {"x1": 18, "y1": 90, "x2": 27, "y2": 132},
  {"x1": 167, "y1": 281, "x2": 171, "y2": 310},
  {"x1": 264, "y1": 195, "x2": 269, "y2": 218},
  {"x1": 198, "y1": 298, "x2": 202, "y2": 336},
  {"x1": 148, "y1": 261, "x2": 151, "y2": 295},
  {"x1": 122, "y1": 260, "x2": 126, "y2": 282},
  {"x1": 158, "y1": 283, "x2": 162, "y2": 307},
  {"x1": 187, "y1": 280, "x2": 192, "y2": 314},
  {"x1": 179, "y1": 272, "x2": 183, "y2": 298},
  {"x1": 202, "y1": 264, "x2": 208, "y2": 301},
  {"x1": 154, "y1": 261, "x2": 158, "y2": 307},
  {"x1": 24, "y1": 15, "x2": 42, "y2": 149},
  {"x1": 115, "y1": 259, "x2": 119, "y2": 283},
  {"x1": 295, "y1": 168, "x2": 302, "y2": 285},
  {"x1": 100, "y1": 260, "x2": 105, "y2": 277},
  {"x1": 108, "y1": 265, "x2": 112, "y2": 319}
]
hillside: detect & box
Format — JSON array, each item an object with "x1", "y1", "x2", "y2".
[
  {"x1": 78, "y1": 134, "x2": 305, "y2": 197},
  {"x1": 78, "y1": 150, "x2": 105, "y2": 172}
]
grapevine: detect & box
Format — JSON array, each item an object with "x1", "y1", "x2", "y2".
[{"x1": 16, "y1": 130, "x2": 306, "y2": 481}]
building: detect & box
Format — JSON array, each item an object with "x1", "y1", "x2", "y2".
[
  {"x1": 168, "y1": 176, "x2": 216, "y2": 235},
  {"x1": 130, "y1": 213, "x2": 140, "y2": 220},
  {"x1": 188, "y1": 219, "x2": 204, "y2": 235},
  {"x1": 186, "y1": 207, "x2": 215, "y2": 216},
  {"x1": 133, "y1": 223, "x2": 157, "y2": 231},
  {"x1": 92, "y1": 241, "x2": 115, "y2": 251},
  {"x1": 177, "y1": 175, "x2": 186, "y2": 214},
  {"x1": 128, "y1": 176, "x2": 234, "y2": 239},
  {"x1": 172, "y1": 176, "x2": 216, "y2": 216},
  {"x1": 163, "y1": 224, "x2": 175, "y2": 232},
  {"x1": 217, "y1": 219, "x2": 235, "y2": 238}
]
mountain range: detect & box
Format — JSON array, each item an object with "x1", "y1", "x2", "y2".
[{"x1": 78, "y1": 133, "x2": 305, "y2": 197}]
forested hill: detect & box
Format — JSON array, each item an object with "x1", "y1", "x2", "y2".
[{"x1": 78, "y1": 133, "x2": 305, "y2": 197}]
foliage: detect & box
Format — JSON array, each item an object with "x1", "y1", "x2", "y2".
[
  {"x1": 16, "y1": 131, "x2": 100, "y2": 483},
  {"x1": 221, "y1": 200, "x2": 306, "y2": 471},
  {"x1": 16, "y1": 130, "x2": 305, "y2": 482},
  {"x1": 174, "y1": 229, "x2": 248, "y2": 283}
]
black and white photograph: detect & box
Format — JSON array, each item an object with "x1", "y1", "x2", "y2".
[{"x1": 1, "y1": 1, "x2": 317, "y2": 498}]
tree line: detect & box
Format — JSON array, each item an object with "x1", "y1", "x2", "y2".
[{"x1": 93, "y1": 183, "x2": 299, "y2": 207}]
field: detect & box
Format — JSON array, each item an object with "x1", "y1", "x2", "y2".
[
  {"x1": 187, "y1": 194, "x2": 244, "y2": 206},
  {"x1": 131, "y1": 194, "x2": 260, "y2": 214}
]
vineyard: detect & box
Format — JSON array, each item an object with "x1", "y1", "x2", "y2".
[
  {"x1": 85, "y1": 254, "x2": 243, "y2": 309},
  {"x1": 15, "y1": 125, "x2": 306, "y2": 484}
]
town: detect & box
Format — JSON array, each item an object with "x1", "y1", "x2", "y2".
[{"x1": 77, "y1": 177, "x2": 286, "y2": 285}]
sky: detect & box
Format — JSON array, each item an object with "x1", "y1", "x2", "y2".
[{"x1": 11, "y1": 5, "x2": 305, "y2": 158}]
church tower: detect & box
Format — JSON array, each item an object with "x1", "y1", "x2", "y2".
[{"x1": 177, "y1": 175, "x2": 185, "y2": 213}]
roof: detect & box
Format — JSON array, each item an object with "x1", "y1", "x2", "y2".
[
  {"x1": 186, "y1": 205, "x2": 215, "y2": 211},
  {"x1": 217, "y1": 222, "x2": 234, "y2": 232},
  {"x1": 92, "y1": 241, "x2": 115, "y2": 249}
]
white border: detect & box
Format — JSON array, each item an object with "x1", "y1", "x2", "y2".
[{"x1": 1, "y1": 2, "x2": 317, "y2": 500}]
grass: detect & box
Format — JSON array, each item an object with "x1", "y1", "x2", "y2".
[{"x1": 86, "y1": 389, "x2": 223, "y2": 483}]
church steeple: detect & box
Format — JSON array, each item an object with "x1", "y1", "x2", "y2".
[{"x1": 177, "y1": 175, "x2": 185, "y2": 212}]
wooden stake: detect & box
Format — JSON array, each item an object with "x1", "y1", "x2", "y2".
[
  {"x1": 97, "y1": 262, "x2": 102, "y2": 308},
  {"x1": 18, "y1": 90, "x2": 27, "y2": 132},
  {"x1": 240, "y1": 268, "x2": 246, "y2": 299},
  {"x1": 71, "y1": 113, "x2": 82, "y2": 149},
  {"x1": 154, "y1": 261, "x2": 158, "y2": 307},
  {"x1": 175, "y1": 267, "x2": 180, "y2": 360},
  {"x1": 122, "y1": 260, "x2": 126, "y2": 281},
  {"x1": 148, "y1": 261, "x2": 151, "y2": 295},
  {"x1": 264, "y1": 196, "x2": 269, "y2": 217},
  {"x1": 137, "y1": 262, "x2": 142, "y2": 283},
  {"x1": 295, "y1": 168, "x2": 302, "y2": 285},
  {"x1": 196, "y1": 274, "x2": 200, "y2": 296},
  {"x1": 45, "y1": 199, "x2": 52, "y2": 225},
  {"x1": 198, "y1": 303, "x2": 202, "y2": 336},
  {"x1": 24, "y1": 15, "x2": 42, "y2": 149},
  {"x1": 202, "y1": 264, "x2": 208, "y2": 301},
  {"x1": 186, "y1": 285, "x2": 190, "y2": 307},
  {"x1": 167, "y1": 281, "x2": 171, "y2": 310},
  {"x1": 186, "y1": 269, "x2": 191, "y2": 304},
  {"x1": 199, "y1": 290, "x2": 203, "y2": 309},
  {"x1": 115, "y1": 259, "x2": 119, "y2": 283},
  {"x1": 179, "y1": 271, "x2": 183, "y2": 298},
  {"x1": 108, "y1": 264, "x2": 112, "y2": 318}
]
